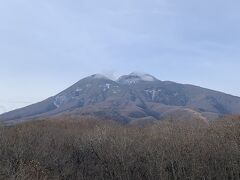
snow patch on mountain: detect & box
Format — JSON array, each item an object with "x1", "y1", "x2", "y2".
[
  {"x1": 76, "y1": 88, "x2": 82, "y2": 92},
  {"x1": 129, "y1": 72, "x2": 156, "y2": 82},
  {"x1": 54, "y1": 95, "x2": 67, "y2": 108},
  {"x1": 106, "y1": 83, "x2": 111, "y2": 89},
  {"x1": 144, "y1": 89, "x2": 162, "y2": 101},
  {"x1": 117, "y1": 73, "x2": 157, "y2": 85}
]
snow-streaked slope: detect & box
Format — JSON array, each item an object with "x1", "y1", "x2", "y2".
[
  {"x1": 1, "y1": 73, "x2": 240, "y2": 124},
  {"x1": 117, "y1": 72, "x2": 158, "y2": 85}
]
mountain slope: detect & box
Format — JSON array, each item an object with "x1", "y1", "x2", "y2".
[{"x1": 1, "y1": 73, "x2": 240, "y2": 123}]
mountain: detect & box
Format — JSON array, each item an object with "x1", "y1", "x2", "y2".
[{"x1": 1, "y1": 73, "x2": 240, "y2": 124}]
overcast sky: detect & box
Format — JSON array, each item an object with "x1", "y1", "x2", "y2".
[{"x1": 0, "y1": 0, "x2": 240, "y2": 113}]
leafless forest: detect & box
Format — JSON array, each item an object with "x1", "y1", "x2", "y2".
[{"x1": 0, "y1": 116, "x2": 240, "y2": 180}]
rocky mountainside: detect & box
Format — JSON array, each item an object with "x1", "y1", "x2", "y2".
[{"x1": 1, "y1": 73, "x2": 240, "y2": 124}]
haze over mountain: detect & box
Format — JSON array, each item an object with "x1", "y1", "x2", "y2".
[{"x1": 1, "y1": 73, "x2": 240, "y2": 124}]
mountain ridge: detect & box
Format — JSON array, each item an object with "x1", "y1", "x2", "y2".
[{"x1": 1, "y1": 73, "x2": 240, "y2": 124}]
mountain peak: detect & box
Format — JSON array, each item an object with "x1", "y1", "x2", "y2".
[
  {"x1": 89, "y1": 74, "x2": 111, "y2": 80},
  {"x1": 129, "y1": 72, "x2": 157, "y2": 81},
  {"x1": 117, "y1": 72, "x2": 158, "y2": 85}
]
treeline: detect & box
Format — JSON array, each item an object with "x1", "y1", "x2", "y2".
[{"x1": 0, "y1": 117, "x2": 240, "y2": 180}]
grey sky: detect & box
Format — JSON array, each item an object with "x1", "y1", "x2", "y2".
[{"x1": 0, "y1": 0, "x2": 240, "y2": 113}]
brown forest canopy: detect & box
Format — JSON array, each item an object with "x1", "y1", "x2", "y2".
[{"x1": 0, "y1": 116, "x2": 240, "y2": 180}]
